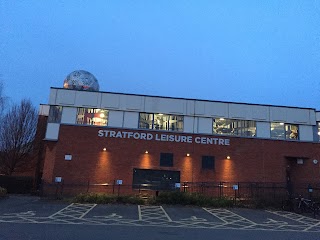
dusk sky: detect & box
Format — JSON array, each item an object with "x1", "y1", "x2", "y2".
[{"x1": 1, "y1": 1, "x2": 320, "y2": 110}]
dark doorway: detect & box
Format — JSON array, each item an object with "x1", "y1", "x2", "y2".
[{"x1": 133, "y1": 168, "x2": 180, "y2": 191}]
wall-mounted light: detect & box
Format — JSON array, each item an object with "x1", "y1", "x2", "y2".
[
  {"x1": 103, "y1": 148, "x2": 107, "y2": 151},
  {"x1": 226, "y1": 156, "x2": 231, "y2": 160},
  {"x1": 280, "y1": 123, "x2": 284, "y2": 125},
  {"x1": 186, "y1": 153, "x2": 190, "y2": 157},
  {"x1": 219, "y1": 118, "x2": 225, "y2": 121},
  {"x1": 145, "y1": 150, "x2": 149, "y2": 154}
]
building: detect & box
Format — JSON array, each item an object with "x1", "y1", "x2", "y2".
[{"x1": 40, "y1": 71, "x2": 320, "y2": 196}]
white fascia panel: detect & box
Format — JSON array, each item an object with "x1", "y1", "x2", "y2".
[
  {"x1": 229, "y1": 104, "x2": 251, "y2": 119},
  {"x1": 145, "y1": 97, "x2": 185, "y2": 115},
  {"x1": 101, "y1": 93, "x2": 120, "y2": 109},
  {"x1": 251, "y1": 105, "x2": 269, "y2": 121},
  {"x1": 45, "y1": 123, "x2": 60, "y2": 140},
  {"x1": 256, "y1": 122, "x2": 270, "y2": 138},
  {"x1": 75, "y1": 91, "x2": 99, "y2": 107},
  {"x1": 299, "y1": 125, "x2": 314, "y2": 142},
  {"x1": 123, "y1": 111, "x2": 139, "y2": 129},
  {"x1": 125, "y1": 95, "x2": 144, "y2": 111},
  {"x1": 56, "y1": 89, "x2": 76, "y2": 105},
  {"x1": 197, "y1": 117, "x2": 212, "y2": 134},
  {"x1": 61, "y1": 107, "x2": 77, "y2": 124},
  {"x1": 108, "y1": 110, "x2": 124, "y2": 127},
  {"x1": 270, "y1": 107, "x2": 287, "y2": 122},
  {"x1": 184, "y1": 116, "x2": 195, "y2": 133},
  {"x1": 286, "y1": 108, "x2": 309, "y2": 124},
  {"x1": 205, "y1": 101, "x2": 228, "y2": 118}
]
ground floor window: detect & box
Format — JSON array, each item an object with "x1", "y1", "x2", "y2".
[
  {"x1": 132, "y1": 168, "x2": 180, "y2": 190},
  {"x1": 318, "y1": 122, "x2": 320, "y2": 141}
]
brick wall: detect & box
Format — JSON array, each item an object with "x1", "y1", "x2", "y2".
[{"x1": 41, "y1": 125, "x2": 320, "y2": 194}]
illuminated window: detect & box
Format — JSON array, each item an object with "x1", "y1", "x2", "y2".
[
  {"x1": 76, "y1": 108, "x2": 108, "y2": 126},
  {"x1": 139, "y1": 113, "x2": 183, "y2": 132},
  {"x1": 271, "y1": 122, "x2": 298, "y2": 140},
  {"x1": 318, "y1": 122, "x2": 320, "y2": 141},
  {"x1": 48, "y1": 106, "x2": 62, "y2": 123},
  {"x1": 213, "y1": 118, "x2": 256, "y2": 137}
]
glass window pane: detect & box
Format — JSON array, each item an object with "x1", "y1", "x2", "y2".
[
  {"x1": 169, "y1": 115, "x2": 183, "y2": 131},
  {"x1": 139, "y1": 113, "x2": 153, "y2": 129},
  {"x1": 76, "y1": 108, "x2": 108, "y2": 126},
  {"x1": 271, "y1": 122, "x2": 285, "y2": 139},
  {"x1": 318, "y1": 122, "x2": 320, "y2": 142},
  {"x1": 285, "y1": 124, "x2": 299, "y2": 140},
  {"x1": 48, "y1": 106, "x2": 62, "y2": 123},
  {"x1": 213, "y1": 118, "x2": 233, "y2": 135}
]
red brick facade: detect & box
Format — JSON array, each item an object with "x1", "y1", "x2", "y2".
[{"x1": 42, "y1": 125, "x2": 320, "y2": 194}]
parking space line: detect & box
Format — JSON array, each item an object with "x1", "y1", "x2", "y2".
[
  {"x1": 138, "y1": 205, "x2": 142, "y2": 220},
  {"x1": 138, "y1": 205, "x2": 172, "y2": 222},
  {"x1": 203, "y1": 208, "x2": 256, "y2": 225},
  {"x1": 79, "y1": 204, "x2": 97, "y2": 218},
  {"x1": 267, "y1": 210, "x2": 319, "y2": 226},
  {"x1": 160, "y1": 206, "x2": 172, "y2": 222},
  {"x1": 48, "y1": 203, "x2": 75, "y2": 218},
  {"x1": 303, "y1": 221, "x2": 320, "y2": 231}
]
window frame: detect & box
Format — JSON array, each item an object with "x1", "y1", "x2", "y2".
[
  {"x1": 202, "y1": 156, "x2": 215, "y2": 170},
  {"x1": 160, "y1": 153, "x2": 174, "y2": 167}
]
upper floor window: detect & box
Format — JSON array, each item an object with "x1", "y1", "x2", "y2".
[
  {"x1": 213, "y1": 118, "x2": 256, "y2": 137},
  {"x1": 139, "y1": 113, "x2": 183, "y2": 132},
  {"x1": 270, "y1": 123, "x2": 298, "y2": 140},
  {"x1": 76, "y1": 108, "x2": 108, "y2": 126},
  {"x1": 48, "y1": 106, "x2": 62, "y2": 123}
]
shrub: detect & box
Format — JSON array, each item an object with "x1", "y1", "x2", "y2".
[
  {"x1": 0, "y1": 187, "x2": 7, "y2": 197},
  {"x1": 154, "y1": 191, "x2": 234, "y2": 207},
  {"x1": 73, "y1": 193, "x2": 144, "y2": 205}
]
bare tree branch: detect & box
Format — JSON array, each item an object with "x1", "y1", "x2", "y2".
[{"x1": 0, "y1": 99, "x2": 38, "y2": 175}]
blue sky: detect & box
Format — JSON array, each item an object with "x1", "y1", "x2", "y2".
[{"x1": 1, "y1": 1, "x2": 320, "y2": 109}]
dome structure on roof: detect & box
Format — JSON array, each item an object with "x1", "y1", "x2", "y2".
[{"x1": 63, "y1": 70, "x2": 99, "y2": 91}]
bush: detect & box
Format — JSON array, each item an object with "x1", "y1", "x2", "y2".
[
  {"x1": 154, "y1": 191, "x2": 234, "y2": 207},
  {"x1": 73, "y1": 193, "x2": 144, "y2": 205},
  {"x1": 0, "y1": 187, "x2": 7, "y2": 197}
]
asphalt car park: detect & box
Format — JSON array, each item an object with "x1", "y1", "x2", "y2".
[{"x1": 1, "y1": 195, "x2": 320, "y2": 240}]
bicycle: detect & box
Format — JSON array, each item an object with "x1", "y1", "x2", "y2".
[{"x1": 283, "y1": 196, "x2": 320, "y2": 218}]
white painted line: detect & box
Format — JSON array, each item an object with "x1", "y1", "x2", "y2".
[
  {"x1": 79, "y1": 204, "x2": 97, "y2": 218},
  {"x1": 160, "y1": 206, "x2": 172, "y2": 222},
  {"x1": 303, "y1": 221, "x2": 320, "y2": 231},
  {"x1": 138, "y1": 205, "x2": 142, "y2": 220},
  {"x1": 48, "y1": 203, "x2": 74, "y2": 218},
  {"x1": 202, "y1": 208, "x2": 228, "y2": 223}
]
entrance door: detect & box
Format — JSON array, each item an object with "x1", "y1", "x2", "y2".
[{"x1": 133, "y1": 168, "x2": 180, "y2": 191}]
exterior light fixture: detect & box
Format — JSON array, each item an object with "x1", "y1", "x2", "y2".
[
  {"x1": 219, "y1": 118, "x2": 225, "y2": 121},
  {"x1": 103, "y1": 148, "x2": 107, "y2": 151},
  {"x1": 280, "y1": 123, "x2": 284, "y2": 125},
  {"x1": 145, "y1": 151, "x2": 149, "y2": 154},
  {"x1": 318, "y1": 132, "x2": 320, "y2": 136},
  {"x1": 226, "y1": 156, "x2": 231, "y2": 160},
  {"x1": 186, "y1": 153, "x2": 190, "y2": 157}
]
